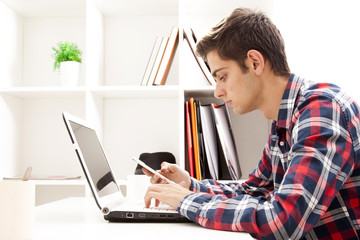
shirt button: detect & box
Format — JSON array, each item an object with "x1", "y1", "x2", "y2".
[{"x1": 279, "y1": 141, "x2": 284, "y2": 147}]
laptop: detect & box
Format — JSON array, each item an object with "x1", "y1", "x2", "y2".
[{"x1": 62, "y1": 112, "x2": 190, "y2": 222}]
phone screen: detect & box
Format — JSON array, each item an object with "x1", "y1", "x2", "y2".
[{"x1": 132, "y1": 157, "x2": 175, "y2": 184}]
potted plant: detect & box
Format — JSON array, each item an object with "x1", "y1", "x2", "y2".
[{"x1": 52, "y1": 41, "x2": 82, "y2": 86}]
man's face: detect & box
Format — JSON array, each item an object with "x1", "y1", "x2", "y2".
[{"x1": 207, "y1": 50, "x2": 262, "y2": 115}]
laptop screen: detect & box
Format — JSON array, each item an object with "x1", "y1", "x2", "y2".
[{"x1": 68, "y1": 120, "x2": 119, "y2": 197}]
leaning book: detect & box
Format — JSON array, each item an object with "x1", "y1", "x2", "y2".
[{"x1": 212, "y1": 103, "x2": 241, "y2": 180}]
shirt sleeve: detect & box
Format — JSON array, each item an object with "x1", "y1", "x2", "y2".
[{"x1": 177, "y1": 96, "x2": 355, "y2": 239}]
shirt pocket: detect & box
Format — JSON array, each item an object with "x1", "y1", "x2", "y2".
[
  {"x1": 278, "y1": 142, "x2": 290, "y2": 170},
  {"x1": 271, "y1": 139, "x2": 290, "y2": 171}
]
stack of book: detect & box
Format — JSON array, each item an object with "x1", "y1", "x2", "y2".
[
  {"x1": 185, "y1": 98, "x2": 242, "y2": 180},
  {"x1": 141, "y1": 27, "x2": 179, "y2": 86},
  {"x1": 141, "y1": 27, "x2": 216, "y2": 86}
]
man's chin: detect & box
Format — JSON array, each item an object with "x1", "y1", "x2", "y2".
[
  {"x1": 232, "y1": 107, "x2": 244, "y2": 115},
  {"x1": 232, "y1": 106, "x2": 255, "y2": 116}
]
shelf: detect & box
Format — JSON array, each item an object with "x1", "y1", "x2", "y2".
[
  {"x1": 184, "y1": 86, "x2": 215, "y2": 97},
  {"x1": 32, "y1": 179, "x2": 86, "y2": 186},
  {"x1": 0, "y1": 86, "x2": 186, "y2": 99},
  {"x1": 1, "y1": 0, "x2": 86, "y2": 17},
  {"x1": 181, "y1": 0, "x2": 274, "y2": 16},
  {"x1": 0, "y1": 0, "x2": 273, "y2": 206},
  {"x1": 93, "y1": 0, "x2": 178, "y2": 16},
  {"x1": 0, "y1": 87, "x2": 87, "y2": 98},
  {"x1": 90, "y1": 85, "x2": 181, "y2": 98}
]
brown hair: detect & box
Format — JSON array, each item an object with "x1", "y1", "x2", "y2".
[{"x1": 196, "y1": 8, "x2": 290, "y2": 76}]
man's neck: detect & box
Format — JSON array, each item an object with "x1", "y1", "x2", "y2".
[{"x1": 259, "y1": 72, "x2": 290, "y2": 120}]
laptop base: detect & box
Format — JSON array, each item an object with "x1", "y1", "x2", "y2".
[{"x1": 104, "y1": 211, "x2": 192, "y2": 223}]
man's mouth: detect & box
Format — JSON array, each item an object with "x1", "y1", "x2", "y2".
[{"x1": 225, "y1": 100, "x2": 232, "y2": 106}]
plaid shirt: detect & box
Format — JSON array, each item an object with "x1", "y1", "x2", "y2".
[{"x1": 178, "y1": 74, "x2": 360, "y2": 239}]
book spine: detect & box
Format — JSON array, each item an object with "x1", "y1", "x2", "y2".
[
  {"x1": 190, "y1": 98, "x2": 202, "y2": 180},
  {"x1": 141, "y1": 37, "x2": 163, "y2": 86},
  {"x1": 186, "y1": 101, "x2": 195, "y2": 178},
  {"x1": 147, "y1": 36, "x2": 168, "y2": 86},
  {"x1": 183, "y1": 28, "x2": 216, "y2": 86},
  {"x1": 153, "y1": 27, "x2": 179, "y2": 85}
]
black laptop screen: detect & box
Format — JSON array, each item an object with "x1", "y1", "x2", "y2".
[{"x1": 69, "y1": 120, "x2": 119, "y2": 197}]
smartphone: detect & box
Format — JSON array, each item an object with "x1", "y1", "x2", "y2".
[{"x1": 132, "y1": 157, "x2": 175, "y2": 184}]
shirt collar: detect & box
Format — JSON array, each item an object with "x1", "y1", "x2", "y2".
[{"x1": 276, "y1": 74, "x2": 305, "y2": 129}]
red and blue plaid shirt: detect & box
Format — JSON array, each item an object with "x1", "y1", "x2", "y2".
[{"x1": 178, "y1": 74, "x2": 360, "y2": 239}]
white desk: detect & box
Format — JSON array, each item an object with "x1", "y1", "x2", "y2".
[{"x1": 34, "y1": 197, "x2": 254, "y2": 239}]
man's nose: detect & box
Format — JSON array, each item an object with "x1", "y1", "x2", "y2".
[{"x1": 214, "y1": 84, "x2": 225, "y2": 99}]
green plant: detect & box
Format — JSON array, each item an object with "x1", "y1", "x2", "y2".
[{"x1": 51, "y1": 41, "x2": 82, "y2": 71}]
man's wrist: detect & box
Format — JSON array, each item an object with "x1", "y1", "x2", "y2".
[{"x1": 189, "y1": 177, "x2": 200, "y2": 192}]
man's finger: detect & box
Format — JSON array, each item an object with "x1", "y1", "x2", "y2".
[{"x1": 142, "y1": 168, "x2": 152, "y2": 176}]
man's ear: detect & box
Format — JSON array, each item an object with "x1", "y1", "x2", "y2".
[{"x1": 246, "y1": 50, "x2": 265, "y2": 75}]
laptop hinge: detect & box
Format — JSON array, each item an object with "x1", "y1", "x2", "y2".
[{"x1": 100, "y1": 192, "x2": 126, "y2": 215}]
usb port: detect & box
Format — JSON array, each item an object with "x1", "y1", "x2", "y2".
[
  {"x1": 138, "y1": 213, "x2": 146, "y2": 218},
  {"x1": 126, "y1": 213, "x2": 134, "y2": 218}
]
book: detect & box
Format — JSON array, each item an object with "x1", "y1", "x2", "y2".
[
  {"x1": 185, "y1": 101, "x2": 195, "y2": 178},
  {"x1": 189, "y1": 98, "x2": 202, "y2": 180},
  {"x1": 212, "y1": 103, "x2": 241, "y2": 180},
  {"x1": 183, "y1": 28, "x2": 216, "y2": 86},
  {"x1": 196, "y1": 101, "x2": 211, "y2": 179},
  {"x1": 141, "y1": 37, "x2": 163, "y2": 86},
  {"x1": 147, "y1": 36, "x2": 168, "y2": 86},
  {"x1": 153, "y1": 27, "x2": 179, "y2": 85},
  {"x1": 199, "y1": 103, "x2": 219, "y2": 180},
  {"x1": 185, "y1": 97, "x2": 242, "y2": 180}
]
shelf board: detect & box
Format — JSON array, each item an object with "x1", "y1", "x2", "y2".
[
  {"x1": 0, "y1": 85, "x2": 219, "y2": 99},
  {"x1": 181, "y1": 0, "x2": 273, "y2": 16},
  {"x1": 32, "y1": 179, "x2": 86, "y2": 186},
  {"x1": 184, "y1": 86, "x2": 215, "y2": 97},
  {"x1": 93, "y1": 0, "x2": 178, "y2": 16},
  {"x1": 89, "y1": 85, "x2": 181, "y2": 98},
  {"x1": 1, "y1": 0, "x2": 86, "y2": 17},
  {"x1": 31, "y1": 178, "x2": 127, "y2": 186},
  {"x1": 0, "y1": 87, "x2": 87, "y2": 98}
]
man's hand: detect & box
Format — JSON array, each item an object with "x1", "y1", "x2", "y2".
[
  {"x1": 142, "y1": 162, "x2": 191, "y2": 189},
  {"x1": 142, "y1": 162, "x2": 193, "y2": 208},
  {"x1": 144, "y1": 181, "x2": 192, "y2": 209}
]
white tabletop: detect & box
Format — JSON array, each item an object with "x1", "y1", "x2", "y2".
[{"x1": 34, "y1": 197, "x2": 254, "y2": 240}]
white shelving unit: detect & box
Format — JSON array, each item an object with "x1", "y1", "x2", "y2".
[{"x1": 0, "y1": 0, "x2": 271, "y2": 204}]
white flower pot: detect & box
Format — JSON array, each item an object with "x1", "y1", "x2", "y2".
[{"x1": 60, "y1": 61, "x2": 81, "y2": 87}]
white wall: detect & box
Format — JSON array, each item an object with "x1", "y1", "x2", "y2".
[
  {"x1": 23, "y1": 17, "x2": 86, "y2": 87},
  {"x1": 0, "y1": 2, "x2": 23, "y2": 179},
  {"x1": 0, "y1": 1, "x2": 23, "y2": 87},
  {"x1": 273, "y1": 0, "x2": 360, "y2": 103}
]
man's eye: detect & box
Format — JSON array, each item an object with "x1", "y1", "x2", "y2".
[{"x1": 219, "y1": 74, "x2": 226, "y2": 81}]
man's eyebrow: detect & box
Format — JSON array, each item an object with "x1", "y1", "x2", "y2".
[{"x1": 211, "y1": 67, "x2": 227, "y2": 78}]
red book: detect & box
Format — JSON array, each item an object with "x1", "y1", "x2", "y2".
[
  {"x1": 190, "y1": 98, "x2": 202, "y2": 180},
  {"x1": 186, "y1": 101, "x2": 194, "y2": 178}
]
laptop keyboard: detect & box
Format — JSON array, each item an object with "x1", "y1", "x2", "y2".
[
  {"x1": 143, "y1": 203, "x2": 176, "y2": 212},
  {"x1": 109, "y1": 199, "x2": 177, "y2": 213}
]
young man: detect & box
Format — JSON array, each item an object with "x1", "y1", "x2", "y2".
[{"x1": 143, "y1": 8, "x2": 360, "y2": 239}]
